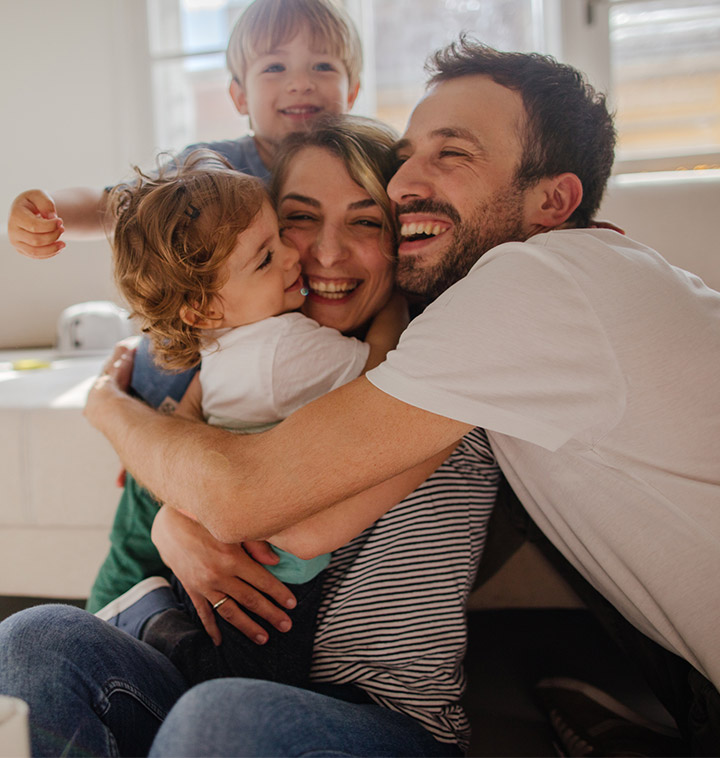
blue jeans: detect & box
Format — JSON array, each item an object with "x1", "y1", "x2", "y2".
[{"x1": 0, "y1": 605, "x2": 461, "y2": 757}]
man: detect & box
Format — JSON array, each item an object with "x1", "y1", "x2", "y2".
[{"x1": 87, "y1": 39, "x2": 720, "y2": 753}]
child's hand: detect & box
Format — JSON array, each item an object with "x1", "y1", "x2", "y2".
[{"x1": 8, "y1": 190, "x2": 66, "y2": 258}]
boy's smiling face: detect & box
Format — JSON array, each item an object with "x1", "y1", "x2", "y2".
[{"x1": 230, "y1": 28, "x2": 359, "y2": 161}]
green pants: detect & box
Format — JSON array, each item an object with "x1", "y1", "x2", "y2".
[{"x1": 86, "y1": 473, "x2": 171, "y2": 612}]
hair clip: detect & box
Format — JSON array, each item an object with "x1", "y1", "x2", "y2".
[{"x1": 184, "y1": 204, "x2": 201, "y2": 220}]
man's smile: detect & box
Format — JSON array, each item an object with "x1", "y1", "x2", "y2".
[{"x1": 398, "y1": 215, "x2": 452, "y2": 255}]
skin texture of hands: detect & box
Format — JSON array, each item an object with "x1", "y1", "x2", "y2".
[
  {"x1": 8, "y1": 190, "x2": 66, "y2": 258},
  {"x1": 152, "y1": 505, "x2": 297, "y2": 646}
]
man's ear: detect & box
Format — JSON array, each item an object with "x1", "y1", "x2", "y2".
[
  {"x1": 180, "y1": 304, "x2": 220, "y2": 330},
  {"x1": 346, "y1": 80, "x2": 360, "y2": 111},
  {"x1": 525, "y1": 173, "x2": 583, "y2": 229},
  {"x1": 229, "y1": 79, "x2": 249, "y2": 116}
]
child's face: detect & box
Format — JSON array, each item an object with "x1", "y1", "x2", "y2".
[
  {"x1": 231, "y1": 29, "x2": 358, "y2": 149},
  {"x1": 211, "y1": 201, "x2": 305, "y2": 328}
]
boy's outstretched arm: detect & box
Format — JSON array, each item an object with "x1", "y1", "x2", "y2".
[{"x1": 8, "y1": 186, "x2": 111, "y2": 258}]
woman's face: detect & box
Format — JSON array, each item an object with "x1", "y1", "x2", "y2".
[{"x1": 277, "y1": 146, "x2": 395, "y2": 334}]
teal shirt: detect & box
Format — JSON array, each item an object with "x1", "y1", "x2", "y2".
[{"x1": 271, "y1": 548, "x2": 331, "y2": 584}]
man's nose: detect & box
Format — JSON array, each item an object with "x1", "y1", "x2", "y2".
[{"x1": 387, "y1": 157, "x2": 432, "y2": 204}]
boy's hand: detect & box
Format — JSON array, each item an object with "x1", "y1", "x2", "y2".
[{"x1": 8, "y1": 190, "x2": 66, "y2": 258}]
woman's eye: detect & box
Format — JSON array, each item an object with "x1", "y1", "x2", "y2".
[
  {"x1": 257, "y1": 250, "x2": 274, "y2": 270},
  {"x1": 283, "y1": 213, "x2": 315, "y2": 224},
  {"x1": 354, "y1": 218, "x2": 382, "y2": 228}
]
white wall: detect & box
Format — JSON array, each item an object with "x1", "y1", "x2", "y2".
[{"x1": 0, "y1": 0, "x2": 155, "y2": 348}]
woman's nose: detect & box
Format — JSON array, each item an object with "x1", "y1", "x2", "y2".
[{"x1": 310, "y1": 227, "x2": 349, "y2": 268}]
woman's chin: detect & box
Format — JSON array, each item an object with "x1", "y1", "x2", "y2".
[{"x1": 303, "y1": 299, "x2": 357, "y2": 334}]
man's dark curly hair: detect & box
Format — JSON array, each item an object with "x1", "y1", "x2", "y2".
[{"x1": 426, "y1": 37, "x2": 616, "y2": 226}]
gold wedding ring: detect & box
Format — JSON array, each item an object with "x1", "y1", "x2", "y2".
[{"x1": 212, "y1": 595, "x2": 230, "y2": 610}]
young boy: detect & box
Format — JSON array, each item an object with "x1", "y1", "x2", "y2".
[
  {"x1": 6, "y1": 0, "x2": 365, "y2": 613},
  {"x1": 8, "y1": 0, "x2": 361, "y2": 259}
]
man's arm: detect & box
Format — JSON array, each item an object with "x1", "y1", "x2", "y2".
[{"x1": 85, "y1": 345, "x2": 473, "y2": 543}]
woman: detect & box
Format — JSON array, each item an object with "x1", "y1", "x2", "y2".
[{"x1": 0, "y1": 116, "x2": 499, "y2": 757}]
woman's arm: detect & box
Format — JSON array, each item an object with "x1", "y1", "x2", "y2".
[
  {"x1": 151, "y1": 505, "x2": 296, "y2": 645},
  {"x1": 362, "y1": 292, "x2": 409, "y2": 371},
  {"x1": 269, "y1": 443, "x2": 457, "y2": 558}
]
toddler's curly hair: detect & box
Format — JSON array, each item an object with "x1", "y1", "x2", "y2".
[{"x1": 110, "y1": 150, "x2": 266, "y2": 371}]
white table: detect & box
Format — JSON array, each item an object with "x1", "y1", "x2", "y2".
[{"x1": 0, "y1": 350, "x2": 120, "y2": 598}]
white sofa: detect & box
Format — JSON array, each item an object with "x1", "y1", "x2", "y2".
[{"x1": 1, "y1": 170, "x2": 718, "y2": 601}]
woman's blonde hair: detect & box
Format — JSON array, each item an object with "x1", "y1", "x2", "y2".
[
  {"x1": 270, "y1": 114, "x2": 399, "y2": 255},
  {"x1": 110, "y1": 150, "x2": 266, "y2": 371},
  {"x1": 226, "y1": 0, "x2": 362, "y2": 90}
]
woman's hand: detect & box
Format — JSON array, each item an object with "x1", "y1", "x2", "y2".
[{"x1": 151, "y1": 505, "x2": 297, "y2": 646}]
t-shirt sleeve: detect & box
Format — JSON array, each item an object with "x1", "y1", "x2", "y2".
[
  {"x1": 271, "y1": 317, "x2": 370, "y2": 418},
  {"x1": 367, "y1": 243, "x2": 626, "y2": 452}
]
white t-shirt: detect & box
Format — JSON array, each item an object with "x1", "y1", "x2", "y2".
[
  {"x1": 200, "y1": 312, "x2": 369, "y2": 583},
  {"x1": 368, "y1": 228, "x2": 720, "y2": 688},
  {"x1": 200, "y1": 312, "x2": 369, "y2": 432}
]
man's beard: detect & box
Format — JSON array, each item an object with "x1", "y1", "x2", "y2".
[{"x1": 396, "y1": 183, "x2": 528, "y2": 300}]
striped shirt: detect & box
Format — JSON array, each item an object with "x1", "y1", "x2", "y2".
[{"x1": 310, "y1": 427, "x2": 500, "y2": 751}]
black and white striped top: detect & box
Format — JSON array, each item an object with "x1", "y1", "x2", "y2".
[{"x1": 310, "y1": 428, "x2": 500, "y2": 751}]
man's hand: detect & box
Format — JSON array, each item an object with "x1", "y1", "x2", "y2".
[
  {"x1": 151, "y1": 505, "x2": 297, "y2": 646},
  {"x1": 8, "y1": 190, "x2": 66, "y2": 258}
]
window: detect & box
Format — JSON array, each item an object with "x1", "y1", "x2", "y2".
[
  {"x1": 608, "y1": 0, "x2": 720, "y2": 171},
  {"x1": 146, "y1": 0, "x2": 720, "y2": 172}
]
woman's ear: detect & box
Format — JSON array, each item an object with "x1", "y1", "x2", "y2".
[
  {"x1": 525, "y1": 173, "x2": 583, "y2": 230},
  {"x1": 229, "y1": 79, "x2": 249, "y2": 116}
]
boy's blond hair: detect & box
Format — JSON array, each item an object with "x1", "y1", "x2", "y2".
[
  {"x1": 227, "y1": 0, "x2": 362, "y2": 89},
  {"x1": 110, "y1": 151, "x2": 266, "y2": 371}
]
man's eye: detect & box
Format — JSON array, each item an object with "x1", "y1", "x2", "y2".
[
  {"x1": 263, "y1": 63, "x2": 284, "y2": 73},
  {"x1": 258, "y1": 250, "x2": 274, "y2": 270},
  {"x1": 439, "y1": 148, "x2": 467, "y2": 158},
  {"x1": 354, "y1": 218, "x2": 382, "y2": 228}
]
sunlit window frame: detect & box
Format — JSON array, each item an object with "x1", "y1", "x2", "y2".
[{"x1": 144, "y1": 0, "x2": 720, "y2": 175}]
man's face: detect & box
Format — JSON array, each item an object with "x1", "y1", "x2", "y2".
[{"x1": 388, "y1": 75, "x2": 532, "y2": 299}]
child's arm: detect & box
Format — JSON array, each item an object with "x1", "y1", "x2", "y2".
[
  {"x1": 362, "y1": 291, "x2": 409, "y2": 371},
  {"x1": 175, "y1": 373, "x2": 204, "y2": 421},
  {"x1": 267, "y1": 442, "x2": 459, "y2": 559},
  {"x1": 8, "y1": 186, "x2": 111, "y2": 258}
]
